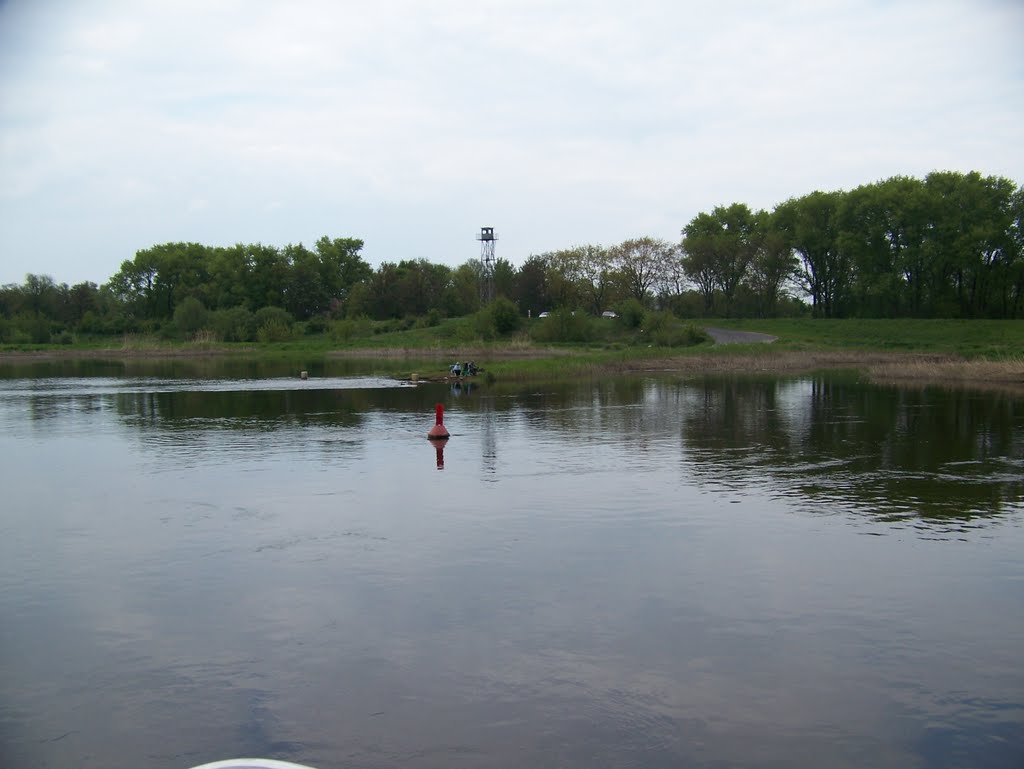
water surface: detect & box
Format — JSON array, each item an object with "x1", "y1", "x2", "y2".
[{"x1": 1, "y1": 361, "x2": 1022, "y2": 769}]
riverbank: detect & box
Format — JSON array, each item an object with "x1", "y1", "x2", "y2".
[
  {"x1": 3, "y1": 317, "x2": 1023, "y2": 391},
  {"x1": 1, "y1": 344, "x2": 1021, "y2": 392}
]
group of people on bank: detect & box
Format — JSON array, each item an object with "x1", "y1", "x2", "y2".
[{"x1": 449, "y1": 361, "x2": 478, "y2": 377}]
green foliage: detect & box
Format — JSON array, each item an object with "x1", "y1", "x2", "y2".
[
  {"x1": 513, "y1": 254, "x2": 550, "y2": 317},
  {"x1": 256, "y1": 319, "x2": 293, "y2": 343},
  {"x1": 468, "y1": 298, "x2": 521, "y2": 341},
  {"x1": 615, "y1": 298, "x2": 646, "y2": 328},
  {"x1": 642, "y1": 312, "x2": 709, "y2": 347},
  {"x1": 682, "y1": 203, "x2": 763, "y2": 316},
  {"x1": 173, "y1": 296, "x2": 208, "y2": 338},
  {"x1": 106, "y1": 236, "x2": 368, "y2": 322},
  {"x1": 329, "y1": 317, "x2": 372, "y2": 343},
  {"x1": 472, "y1": 309, "x2": 497, "y2": 340},
  {"x1": 611, "y1": 237, "x2": 677, "y2": 303},
  {"x1": 487, "y1": 297, "x2": 523, "y2": 335},
  {"x1": 0, "y1": 312, "x2": 56, "y2": 344},
  {"x1": 253, "y1": 306, "x2": 293, "y2": 330},
  {"x1": 253, "y1": 306, "x2": 294, "y2": 342},
  {"x1": 3, "y1": 168, "x2": 1023, "y2": 352},
  {"x1": 303, "y1": 315, "x2": 330, "y2": 335},
  {"x1": 530, "y1": 308, "x2": 593, "y2": 343},
  {"x1": 209, "y1": 306, "x2": 254, "y2": 342}
]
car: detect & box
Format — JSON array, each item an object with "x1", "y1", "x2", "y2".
[
  {"x1": 601, "y1": 310, "x2": 618, "y2": 318},
  {"x1": 538, "y1": 311, "x2": 550, "y2": 318}
]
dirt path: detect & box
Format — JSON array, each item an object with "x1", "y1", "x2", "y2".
[{"x1": 703, "y1": 326, "x2": 778, "y2": 345}]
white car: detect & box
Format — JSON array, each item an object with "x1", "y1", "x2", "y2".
[
  {"x1": 538, "y1": 311, "x2": 550, "y2": 318},
  {"x1": 601, "y1": 310, "x2": 618, "y2": 318}
]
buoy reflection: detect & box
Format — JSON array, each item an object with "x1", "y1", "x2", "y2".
[{"x1": 429, "y1": 436, "x2": 449, "y2": 469}]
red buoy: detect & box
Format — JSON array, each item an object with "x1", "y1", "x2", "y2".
[{"x1": 427, "y1": 403, "x2": 450, "y2": 439}]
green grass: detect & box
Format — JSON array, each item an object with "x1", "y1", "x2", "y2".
[
  {"x1": 708, "y1": 318, "x2": 1024, "y2": 358},
  {"x1": 3, "y1": 317, "x2": 1021, "y2": 365}
]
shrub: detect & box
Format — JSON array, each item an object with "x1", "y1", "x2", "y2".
[
  {"x1": 11, "y1": 314, "x2": 54, "y2": 344},
  {"x1": 489, "y1": 297, "x2": 522, "y2": 335},
  {"x1": 531, "y1": 308, "x2": 593, "y2": 343},
  {"x1": 330, "y1": 317, "x2": 372, "y2": 343},
  {"x1": 643, "y1": 311, "x2": 709, "y2": 347},
  {"x1": 173, "y1": 296, "x2": 208, "y2": 338},
  {"x1": 252, "y1": 306, "x2": 294, "y2": 342},
  {"x1": 253, "y1": 306, "x2": 293, "y2": 330},
  {"x1": 304, "y1": 315, "x2": 330, "y2": 335},
  {"x1": 256, "y1": 318, "x2": 293, "y2": 343},
  {"x1": 474, "y1": 297, "x2": 522, "y2": 338},
  {"x1": 615, "y1": 298, "x2": 646, "y2": 329},
  {"x1": 210, "y1": 306, "x2": 255, "y2": 342}
]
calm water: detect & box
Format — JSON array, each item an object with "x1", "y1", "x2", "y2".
[{"x1": 1, "y1": 360, "x2": 1022, "y2": 769}]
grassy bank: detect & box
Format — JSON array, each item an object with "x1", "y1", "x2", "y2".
[
  {"x1": 707, "y1": 318, "x2": 1024, "y2": 358},
  {"x1": 1, "y1": 318, "x2": 1022, "y2": 391}
]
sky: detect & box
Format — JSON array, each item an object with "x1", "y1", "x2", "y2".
[{"x1": 1, "y1": 0, "x2": 1022, "y2": 286}]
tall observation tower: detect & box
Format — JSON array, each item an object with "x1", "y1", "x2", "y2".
[{"x1": 477, "y1": 227, "x2": 497, "y2": 305}]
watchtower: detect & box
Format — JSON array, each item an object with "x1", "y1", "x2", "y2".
[{"x1": 477, "y1": 227, "x2": 497, "y2": 305}]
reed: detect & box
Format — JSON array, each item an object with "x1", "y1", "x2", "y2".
[{"x1": 864, "y1": 356, "x2": 1024, "y2": 388}]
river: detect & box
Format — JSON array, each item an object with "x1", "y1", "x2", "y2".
[{"x1": 0, "y1": 359, "x2": 1021, "y2": 769}]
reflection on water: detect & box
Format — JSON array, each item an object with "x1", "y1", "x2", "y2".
[
  {"x1": 0, "y1": 363, "x2": 1022, "y2": 769},
  {"x1": 675, "y1": 377, "x2": 1024, "y2": 526}
]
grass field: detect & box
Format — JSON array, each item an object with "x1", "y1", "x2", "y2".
[{"x1": 707, "y1": 318, "x2": 1024, "y2": 358}]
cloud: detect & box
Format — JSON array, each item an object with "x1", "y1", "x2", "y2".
[{"x1": 0, "y1": 0, "x2": 1022, "y2": 284}]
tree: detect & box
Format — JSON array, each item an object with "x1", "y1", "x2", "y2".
[
  {"x1": 247, "y1": 244, "x2": 289, "y2": 311},
  {"x1": 610, "y1": 237, "x2": 676, "y2": 305},
  {"x1": 747, "y1": 217, "x2": 798, "y2": 318},
  {"x1": 680, "y1": 236, "x2": 717, "y2": 315},
  {"x1": 774, "y1": 191, "x2": 848, "y2": 318},
  {"x1": 207, "y1": 245, "x2": 253, "y2": 311},
  {"x1": 837, "y1": 176, "x2": 928, "y2": 317},
  {"x1": 63, "y1": 281, "x2": 101, "y2": 326},
  {"x1": 514, "y1": 255, "x2": 549, "y2": 316},
  {"x1": 493, "y1": 258, "x2": 517, "y2": 300},
  {"x1": 572, "y1": 244, "x2": 618, "y2": 314},
  {"x1": 23, "y1": 274, "x2": 58, "y2": 318},
  {"x1": 314, "y1": 236, "x2": 371, "y2": 310},
  {"x1": 921, "y1": 171, "x2": 1018, "y2": 318},
  {"x1": 284, "y1": 243, "x2": 327, "y2": 319},
  {"x1": 392, "y1": 259, "x2": 451, "y2": 316},
  {"x1": 107, "y1": 253, "x2": 158, "y2": 318},
  {"x1": 544, "y1": 249, "x2": 585, "y2": 309},
  {"x1": 443, "y1": 261, "x2": 481, "y2": 317},
  {"x1": 1009, "y1": 185, "x2": 1024, "y2": 318},
  {"x1": 681, "y1": 204, "x2": 762, "y2": 316}
]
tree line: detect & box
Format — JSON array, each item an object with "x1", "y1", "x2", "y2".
[{"x1": 1, "y1": 170, "x2": 1021, "y2": 343}]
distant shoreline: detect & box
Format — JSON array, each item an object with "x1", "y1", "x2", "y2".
[{"x1": 1, "y1": 346, "x2": 1021, "y2": 393}]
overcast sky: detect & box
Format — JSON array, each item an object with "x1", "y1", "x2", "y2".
[{"x1": 1, "y1": 0, "x2": 1022, "y2": 286}]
